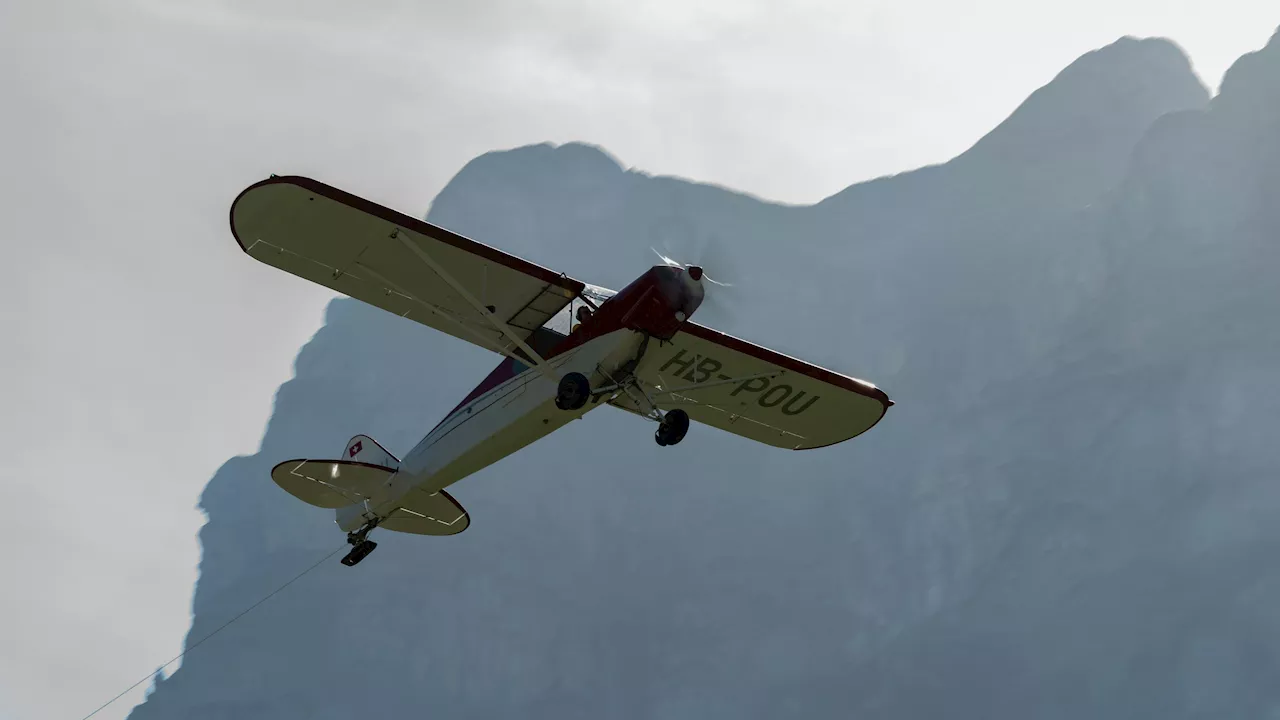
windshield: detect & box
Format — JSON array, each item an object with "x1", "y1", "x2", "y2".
[
  {"x1": 581, "y1": 283, "x2": 617, "y2": 306},
  {"x1": 541, "y1": 283, "x2": 617, "y2": 336}
]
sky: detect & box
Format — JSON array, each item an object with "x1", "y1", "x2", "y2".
[{"x1": 1, "y1": 1, "x2": 1275, "y2": 718}]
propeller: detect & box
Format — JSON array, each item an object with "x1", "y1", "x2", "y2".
[
  {"x1": 649, "y1": 233, "x2": 743, "y2": 325},
  {"x1": 650, "y1": 247, "x2": 734, "y2": 288}
]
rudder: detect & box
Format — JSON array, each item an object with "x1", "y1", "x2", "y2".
[{"x1": 344, "y1": 434, "x2": 399, "y2": 469}]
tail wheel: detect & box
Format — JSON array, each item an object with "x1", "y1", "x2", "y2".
[
  {"x1": 555, "y1": 372, "x2": 591, "y2": 411},
  {"x1": 655, "y1": 408, "x2": 690, "y2": 446},
  {"x1": 340, "y1": 539, "x2": 377, "y2": 567}
]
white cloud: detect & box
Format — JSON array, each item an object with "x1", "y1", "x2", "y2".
[{"x1": 0, "y1": 1, "x2": 1274, "y2": 718}]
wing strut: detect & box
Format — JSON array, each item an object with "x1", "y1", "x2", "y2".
[
  {"x1": 353, "y1": 261, "x2": 547, "y2": 371},
  {"x1": 393, "y1": 229, "x2": 558, "y2": 382}
]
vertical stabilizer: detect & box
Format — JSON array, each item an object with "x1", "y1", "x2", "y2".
[{"x1": 343, "y1": 434, "x2": 400, "y2": 469}]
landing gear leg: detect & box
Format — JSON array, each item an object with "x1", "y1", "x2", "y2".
[{"x1": 341, "y1": 519, "x2": 380, "y2": 567}]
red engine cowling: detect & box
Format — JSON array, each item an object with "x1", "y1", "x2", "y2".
[{"x1": 618, "y1": 265, "x2": 704, "y2": 340}]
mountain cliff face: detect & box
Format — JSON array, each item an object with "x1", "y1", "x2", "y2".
[{"x1": 130, "y1": 32, "x2": 1280, "y2": 719}]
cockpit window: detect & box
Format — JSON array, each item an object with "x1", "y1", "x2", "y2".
[
  {"x1": 581, "y1": 283, "x2": 617, "y2": 307},
  {"x1": 541, "y1": 283, "x2": 617, "y2": 336}
]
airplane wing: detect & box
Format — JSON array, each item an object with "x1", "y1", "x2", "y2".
[
  {"x1": 611, "y1": 322, "x2": 891, "y2": 450},
  {"x1": 230, "y1": 175, "x2": 584, "y2": 359}
]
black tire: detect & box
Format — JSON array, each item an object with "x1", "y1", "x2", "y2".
[
  {"x1": 655, "y1": 408, "x2": 690, "y2": 446},
  {"x1": 555, "y1": 372, "x2": 590, "y2": 411}
]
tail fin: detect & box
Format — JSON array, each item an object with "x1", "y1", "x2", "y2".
[{"x1": 343, "y1": 434, "x2": 400, "y2": 469}]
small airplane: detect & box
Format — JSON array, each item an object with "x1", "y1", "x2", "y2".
[{"x1": 230, "y1": 175, "x2": 892, "y2": 566}]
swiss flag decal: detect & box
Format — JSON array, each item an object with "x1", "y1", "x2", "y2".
[{"x1": 349, "y1": 441, "x2": 363, "y2": 458}]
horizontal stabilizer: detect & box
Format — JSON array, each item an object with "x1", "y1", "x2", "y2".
[
  {"x1": 270, "y1": 459, "x2": 396, "y2": 509},
  {"x1": 381, "y1": 488, "x2": 470, "y2": 536}
]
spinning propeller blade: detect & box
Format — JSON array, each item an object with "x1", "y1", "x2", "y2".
[{"x1": 649, "y1": 237, "x2": 742, "y2": 325}]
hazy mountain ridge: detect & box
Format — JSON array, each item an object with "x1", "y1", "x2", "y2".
[
  {"x1": 837, "y1": 27, "x2": 1280, "y2": 718},
  {"x1": 130, "y1": 29, "x2": 1280, "y2": 719}
]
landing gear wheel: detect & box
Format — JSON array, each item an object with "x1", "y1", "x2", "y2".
[
  {"x1": 655, "y1": 408, "x2": 690, "y2": 447},
  {"x1": 555, "y1": 372, "x2": 590, "y2": 411},
  {"x1": 341, "y1": 539, "x2": 377, "y2": 567}
]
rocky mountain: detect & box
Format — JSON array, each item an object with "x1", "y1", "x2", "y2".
[{"x1": 129, "y1": 30, "x2": 1280, "y2": 719}]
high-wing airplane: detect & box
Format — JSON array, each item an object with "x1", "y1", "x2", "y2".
[{"x1": 230, "y1": 175, "x2": 892, "y2": 566}]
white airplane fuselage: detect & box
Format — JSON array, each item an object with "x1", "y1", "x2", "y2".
[{"x1": 337, "y1": 264, "x2": 706, "y2": 532}]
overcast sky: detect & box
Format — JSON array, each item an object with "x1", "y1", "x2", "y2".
[{"x1": 2, "y1": 2, "x2": 1276, "y2": 718}]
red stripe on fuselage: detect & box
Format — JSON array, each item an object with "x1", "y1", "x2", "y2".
[{"x1": 431, "y1": 266, "x2": 700, "y2": 432}]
